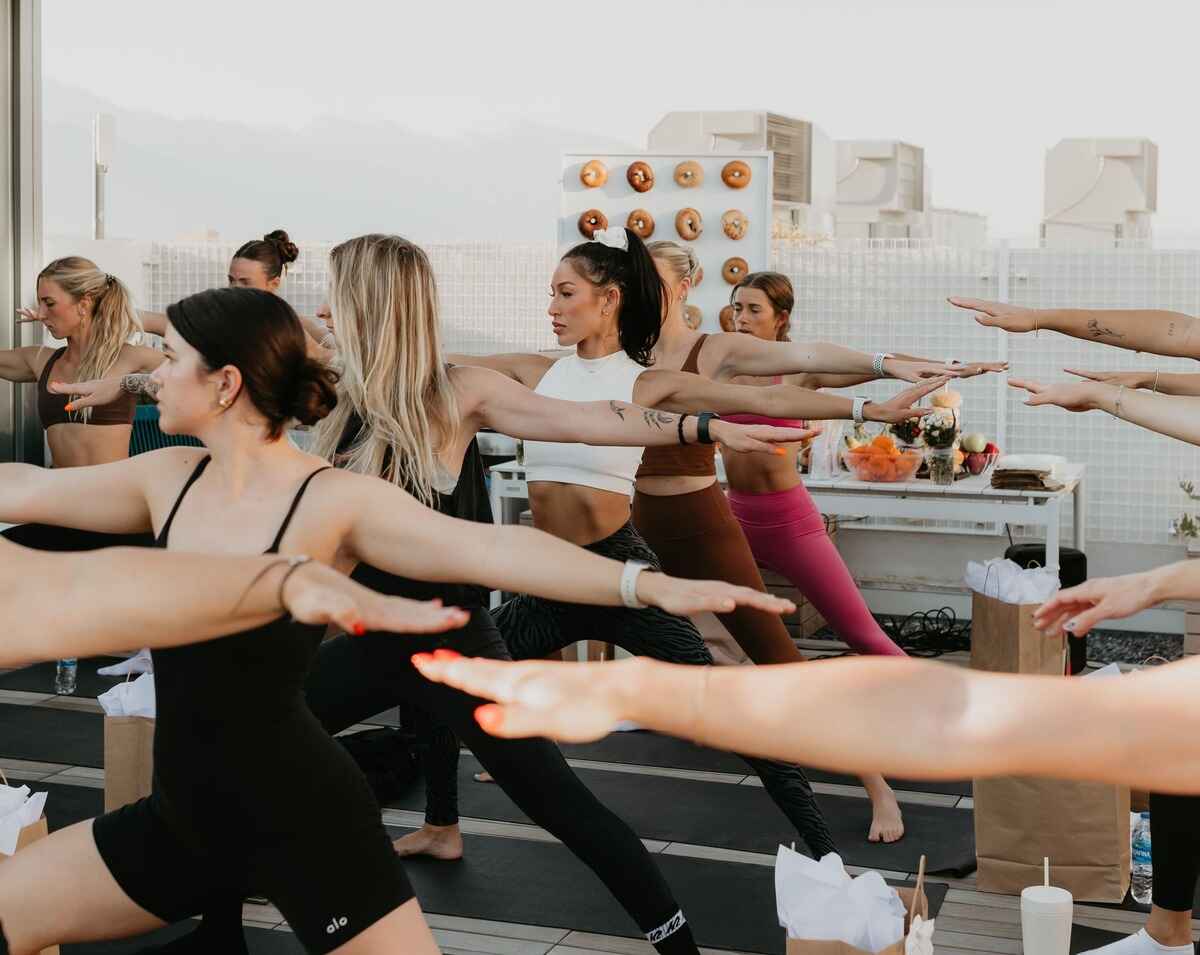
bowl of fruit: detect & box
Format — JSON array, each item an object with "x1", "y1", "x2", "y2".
[
  {"x1": 961, "y1": 433, "x2": 1001, "y2": 475},
  {"x1": 844, "y1": 435, "x2": 924, "y2": 483}
]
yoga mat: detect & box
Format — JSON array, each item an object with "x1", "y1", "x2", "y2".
[
  {"x1": 0, "y1": 703, "x2": 104, "y2": 767},
  {"x1": 38, "y1": 780, "x2": 104, "y2": 831},
  {"x1": 389, "y1": 756, "x2": 976, "y2": 876},
  {"x1": 562, "y1": 731, "x2": 971, "y2": 796},
  {"x1": 393, "y1": 827, "x2": 946, "y2": 955},
  {"x1": 67, "y1": 923, "x2": 301, "y2": 954},
  {"x1": 0, "y1": 657, "x2": 127, "y2": 698}
]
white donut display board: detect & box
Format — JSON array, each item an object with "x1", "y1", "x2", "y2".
[{"x1": 560, "y1": 151, "x2": 773, "y2": 333}]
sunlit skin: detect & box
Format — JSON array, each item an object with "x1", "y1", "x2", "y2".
[{"x1": 722, "y1": 286, "x2": 810, "y2": 495}]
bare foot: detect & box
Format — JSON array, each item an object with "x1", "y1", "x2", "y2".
[
  {"x1": 863, "y1": 775, "x2": 905, "y2": 844},
  {"x1": 392, "y1": 823, "x2": 464, "y2": 860},
  {"x1": 473, "y1": 770, "x2": 495, "y2": 783}
]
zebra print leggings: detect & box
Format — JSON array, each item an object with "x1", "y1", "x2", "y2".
[{"x1": 422, "y1": 520, "x2": 839, "y2": 858}]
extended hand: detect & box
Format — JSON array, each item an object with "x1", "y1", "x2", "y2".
[
  {"x1": 47, "y1": 375, "x2": 135, "y2": 411},
  {"x1": 282, "y1": 560, "x2": 470, "y2": 636},
  {"x1": 637, "y1": 571, "x2": 796, "y2": 617},
  {"x1": 885, "y1": 359, "x2": 963, "y2": 383},
  {"x1": 1008, "y1": 377, "x2": 1102, "y2": 413},
  {"x1": 865, "y1": 376, "x2": 951, "y2": 423},
  {"x1": 712, "y1": 419, "x2": 821, "y2": 454},
  {"x1": 15, "y1": 307, "x2": 39, "y2": 324},
  {"x1": 1064, "y1": 368, "x2": 1150, "y2": 389},
  {"x1": 1033, "y1": 573, "x2": 1155, "y2": 636},
  {"x1": 413, "y1": 652, "x2": 631, "y2": 742},
  {"x1": 950, "y1": 360, "x2": 1009, "y2": 378},
  {"x1": 948, "y1": 297, "x2": 1040, "y2": 334}
]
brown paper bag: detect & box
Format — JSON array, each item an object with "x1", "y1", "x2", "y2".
[
  {"x1": 974, "y1": 775, "x2": 1131, "y2": 902},
  {"x1": 3, "y1": 815, "x2": 61, "y2": 954},
  {"x1": 103, "y1": 715, "x2": 155, "y2": 812},
  {"x1": 969, "y1": 591, "x2": 1065, "y2": 675},
  {"x1": 785, "y1": 858, "x2": 929, "y2": 955}
]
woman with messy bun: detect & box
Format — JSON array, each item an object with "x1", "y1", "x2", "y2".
[{"x1": 137, "y1": 229, "x2": 335, "y2": 362}]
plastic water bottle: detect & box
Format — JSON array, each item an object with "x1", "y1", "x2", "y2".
[
  {"x1": 1131, "y1": 811, "x2": 1153, "y2": 904},
  {"x1": 54, "y1": 658, "x2": 77, "y2": 696}
]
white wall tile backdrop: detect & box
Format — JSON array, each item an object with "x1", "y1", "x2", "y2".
[{"x1": 141, "y1": 238, "x2": 1200, "y2": 547}]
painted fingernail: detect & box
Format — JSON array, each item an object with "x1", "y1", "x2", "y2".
[
  {"x1": 475, "y1": 704, "x2": 501, "y2": 729},
  {"x1": 433, "y1": 648, "x2": 461, "y2": 660},
  {"x1": 411, "y1": 652, "x2": 433, "y2": 666},
  {"x1": 352, "y1": 621, "x2": 365, "y2": 636},
  {"x1": 64, "y1": 403, "x2": 73, "y2": 412},
  {"x1": 774, "y1": 448, "x2": 787, "y2": 456}
]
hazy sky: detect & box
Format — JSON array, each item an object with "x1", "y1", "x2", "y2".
[{"x1": 40, "y1": 0, "x2": 1200, "y2": 239}]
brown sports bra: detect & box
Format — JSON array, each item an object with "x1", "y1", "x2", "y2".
[
  {"x1": 38, "y1": 347, "x2": 136, "y2": 428},
  {"x1": 635, "y1": 334, "x2": 717, "y2": 479}
]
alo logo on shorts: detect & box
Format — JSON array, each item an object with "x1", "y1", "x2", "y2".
[{"x1": 326, "y1": 915, "x2": 349, "y2": 935}]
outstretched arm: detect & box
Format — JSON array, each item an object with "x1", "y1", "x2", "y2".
[
  {"x1": 1065, "y1": 368, "x2": 1200, "y2": 398},
  {"x1": 412, "y1": 652, "x2": 1200, "y2": 794},
  {"x1": 3, "y1": 545, "x2": 468, "y2": 667},
  {"x1": 1009, "y1": 377, "x2": 1200, "y2": 447},
  {"x1": 950, "y1": 298, "x2": 1200, "y2": 359},
  {"x1": 634, "y1": 369, "x2": 950, "y2": 424},
  {"x1": 446, "y1": 352, "x2": 557, "y2": 387},
  {"x1": 339, "y1": 471, "x2": 795, "y2": 618},
  {"x1": 0, "y1": 453, "x2": 158, "y2": 533},
  {"x1": 454, "y1": 364, "x2": 811, "y2": 454},
  {"x1": 707, "y1": 332, "x2": 962, "y2": 383},
  {"x1": 799, "y1": 356, "x2": 1007, "y2": 391}
]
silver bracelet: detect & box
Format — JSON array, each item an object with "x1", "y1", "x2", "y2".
[
  {"x1": 872, "y1": 352, "x2": 893, "y2": 377},
  {"x1": 1112, "y1": 384, "x2": 1126, "y2": 419},
  {"x1": 620, "y1": 560, "x2": 649, "y2": 609},
  {"x1": 1152, "y1": 370, "x2": 1161, "y2": 394},
  {"x1": 851, "y1": 396, "x2": 868, "y2": 424}
]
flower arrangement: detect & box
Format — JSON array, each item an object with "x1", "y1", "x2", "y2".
[
  {"x1": 889, "y1": 417, "x2": 923, "y2": 446},
  {"x1": 922, "y1": 408, "x2": 959, "y2": 450}
]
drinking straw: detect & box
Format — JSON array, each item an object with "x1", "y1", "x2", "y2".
[{"x1": 1044, "y1": 856, "x2": 1050, "y2": 887}]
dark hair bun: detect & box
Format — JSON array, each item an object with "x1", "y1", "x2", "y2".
[
  {"x1": 289, "y1": 359, "x2": 339, "y2": 426},
  {"x1": 264, "y1": 229, "x2": 300, "y2": 265}
]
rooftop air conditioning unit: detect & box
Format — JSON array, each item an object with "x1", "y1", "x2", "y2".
[
  {"x1": 1041, "y1": 138, "x2": 1158, "y2": 247},
  {"x1": 647, "y1": 111, "x2": 836, "y2": 235},
  {"x1": 834, "y1": 140, "x2": 928, "y2": 240}
]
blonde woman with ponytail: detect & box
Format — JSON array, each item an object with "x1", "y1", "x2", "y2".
[{"x1": 7, "y1": 257, "x2": 165, "y2": 468}]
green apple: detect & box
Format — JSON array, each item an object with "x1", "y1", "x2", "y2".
[{"x1": 962, "y1": 432, "x2": 987, "y2": 454}]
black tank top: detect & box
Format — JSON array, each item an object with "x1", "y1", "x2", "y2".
[
  {"x1": 338, "y1": 413, "x2": 493, "y2": 609},
  {"x1": 150, "y1": 456, "x2": 339, "y2": 843}
]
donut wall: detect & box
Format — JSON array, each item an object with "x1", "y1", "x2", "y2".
[{"x1": 560, "y1": 152, "x2": 773, "y2": 333}]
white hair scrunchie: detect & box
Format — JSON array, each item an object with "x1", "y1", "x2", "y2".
[{"x1": 591, "y1": 227, "x2": 629, "y2": 253}]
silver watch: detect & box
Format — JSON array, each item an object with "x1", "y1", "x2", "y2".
[
  {"x1": 852, "y1": 396, "x2": 868, "y2": 424},
  {"x1": 872, "y1": 352, "x2": 894, "y2": 377}
]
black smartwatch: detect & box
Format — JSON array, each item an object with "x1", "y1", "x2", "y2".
[{"x1": 696, "y1": 412, "x2": 720, "y2": 444}]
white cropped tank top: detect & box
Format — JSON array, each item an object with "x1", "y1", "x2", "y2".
[{"x1": 522, "y1": 350, "x2": 647, "y2": 496}]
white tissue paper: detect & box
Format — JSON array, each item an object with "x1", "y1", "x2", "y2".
[
  {"x1": 97, "y1": 671, "x2": 156, "y2": 718},
  {"x1": 964, "y1": 558, "x2": 1059, "y2": 605},
  {"x1": 776, "y1": 847, "x2": 907, "y2": 951},
  {"x1": 97, "y1": 648, "x2": 153, "y2": 677},
  {"x1": 1084, "y1": 662, "x2": 1123, "y2": 680},
  {"x1": 0, "y1": 785, "x2": 47, "y2": 856},
  {"x1": 904, "y1": 915, "x2": 935, "y2": 955}
]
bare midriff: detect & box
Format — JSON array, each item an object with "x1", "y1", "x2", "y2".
[
  {"x1": 527, "y1": 482, "x2": 634, "y2": 546},
  {"x1": 722, "y1": 443, "x2": 804, "y2": 495},
  {"x1": 46, "y1": 423, "x2": 133, "y2": 468},
  {"x1": 633, "y1": 473, "x2": 718, "y2": 497}
]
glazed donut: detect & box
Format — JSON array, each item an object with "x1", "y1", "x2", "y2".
[
  {"x1": 580, "y1": 160, "x2": 608, "y2": 188},
  {"x1": 722, "y1": 256, "x2": 749, "y2": 284},
  {"x1": 673, "y1": 160, "x2": 704, "y2": 188},
  {"x1": 675, "y1": 208, "x2": 703, "y2": 241},
  {"x1": 722, "y1": 209, "x2": 749, "y2": 240},
  {"x1": 626, "y1": 161, "x2": 655, "y2": 193},
  {"x1": 626, "y1": 209, "x2": 655, "y2": 239},
  {"x1": 721, "y1": 160, "x2": 751, "y2": 189},
  {"x1": 578, "y1": 209, "x2": 608, "y2": 239},
  {"x1": 719, "y1": 305, "x2": 736, "y2": 332},
  {"x1": 683, "y1": 305, "x2": 703, "y2": 330}
]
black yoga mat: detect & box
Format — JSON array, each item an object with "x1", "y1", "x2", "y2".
[
  {"x1": 389, "y1": 756, "x2": 976, "y2": 876},
  {"x1": 67, "y1": 923, "x2": 301, "y2": 954},
  {"x1": 562, "y1": 730, "x2": 971, "y2": 797},
  {"x1": 0, "y1": 702, "x2": 104, "y2": 767},
  {"x1": 38, "y1": 780, "x2": 105, "y2": 831},
  {"x1": 0, "y1": 657, "x2": 128, "y2": 698},
  {"x1": 394, "y1": 826, "x2": 946, "y2": 955}
]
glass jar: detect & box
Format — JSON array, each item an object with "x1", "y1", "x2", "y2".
[{"x1": 927, "y1": 447, "x2": 956, "y2": 486}]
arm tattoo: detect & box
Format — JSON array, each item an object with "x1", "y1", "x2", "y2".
[
  {"x1": 120, "y1": 373, "x2": 160, "y2": 399},
  {"x1": 608, "y1": 400, "x2": 626, "y2": 421},
  {"x1": 1086, "y1": 318, "x2": 1124, "y2": 340},
  {"x1": 641, "y1": 409, "x2": 678, "y2": 431}
]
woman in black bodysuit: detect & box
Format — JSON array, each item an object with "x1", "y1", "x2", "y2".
[{"x1": 0, "y1": 286, "x2": 793, "y2": 955}]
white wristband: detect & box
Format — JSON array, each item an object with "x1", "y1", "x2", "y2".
[
  {"x1": 872, "y1": 352, "x2": 893, "y2": 377},
  {"x1": 620, "y1": 560, "x2": 649, "y2": 609},
  {"x1": 851, "y1": 396, "x2": 868, "y2": 424}
]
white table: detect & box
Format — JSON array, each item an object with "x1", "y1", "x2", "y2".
[{"x1": 487, "y1": 462, "x2": 1087, "y2": 574}]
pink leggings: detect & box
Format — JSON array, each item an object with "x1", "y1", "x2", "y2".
[{"x1": 728, "y1": 484, "x2": 905, "y2": 657}]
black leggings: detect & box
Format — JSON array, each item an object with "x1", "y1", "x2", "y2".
[
  {"x1": 1150, "y1": 792, "x2": 1200, "y2": 912},
  {"x1": 426, "y1": 521, "x2": 838, "y2": 859},
  {"x1": 304, "y1": 609, "x2": 695, "y2": 950}
]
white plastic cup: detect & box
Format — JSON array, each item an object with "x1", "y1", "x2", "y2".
[{"x1": 1020, "y1": 885, "x2": 1073, "y2": 955}]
